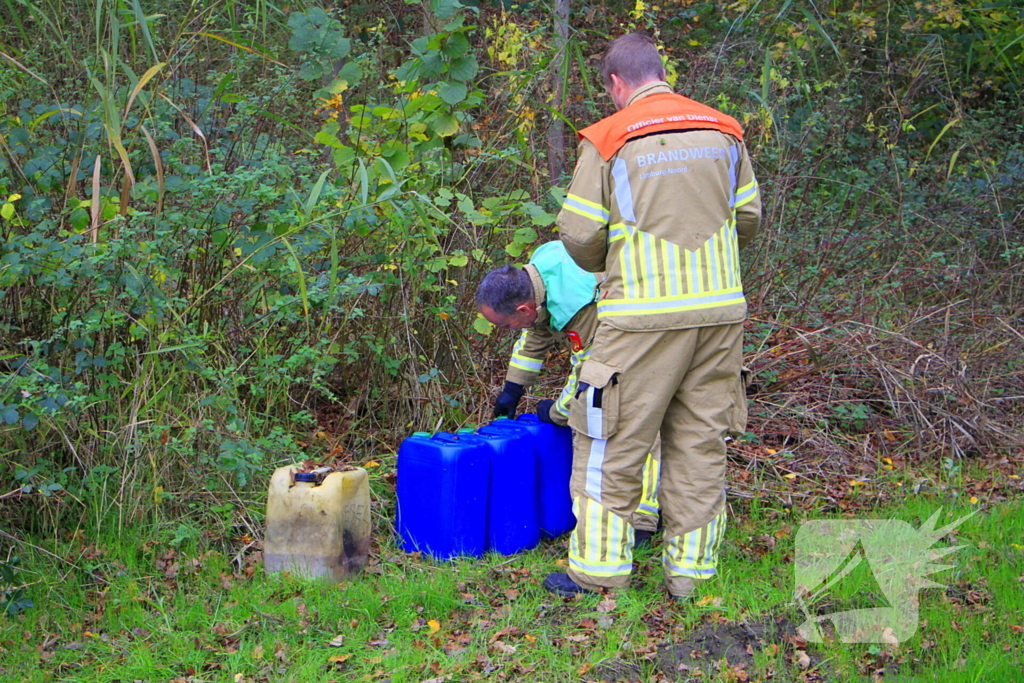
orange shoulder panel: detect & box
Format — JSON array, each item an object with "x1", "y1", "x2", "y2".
[{"x1": 579, "y1": 93, "x2": 744, "y2": 161}]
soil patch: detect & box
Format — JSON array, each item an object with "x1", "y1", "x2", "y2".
[{"x1": 657, "y1": 615, "x2": 812, "y2": 680}]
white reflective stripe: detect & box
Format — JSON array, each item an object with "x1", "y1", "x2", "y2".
[
  {"x1": 664, "y1": 562, "x2": 717, "y2": 578},
  {"x1": 689, "y1": 248, "x2": 701, "y2": 294},
  {"x1": 643, "y1": 232, "x2": 657, "y2": 298},
  {"x1": 510, "y1": 354, "x2": 543, "y2": 371},
  {"x1": 721, "y1": 222, "x2": 734, "y2": 289},
  {"x1": 727, "y1": 145, "x2": 739, "y2": 209},
  {"x1": 735, "y1": 181, "x2": 757, "y2": 206},
  {"x1": 612, "y1": 158, "x2": 636, "y2": 223},
  {"x1": 587, "y1": 499, "x2": 602, "y2": 562},
  {"x1": 666, "y1": 242, "x2": 680, "y2": 296},
  {"x1": 598, "y1": 289, "x2": 744, "y2": 315},
  {"x1": 569, "y1": 557, "x2": 633, "y2": 576},
  {"x1": 608, "y1": 224, "x2": 627, "y2": 241},
  {"x1": 702, "y1": 515, "x2": 718, "y2": 565},
  {"x1": 607, "y1": 511, "x2": 622, "y2": 562},
  {"x1": 563, "y1": 194, "x2": 610, "y2": 222},
  {"x1": 621, "y1": 237, "x2": 635, "y2": 299},
  {"x1": 707, "y1": 232, "x2": 720, "y2": 292},
  {"x1": 585, "y1": 437, "x2": 606, "y2": 502},
  {"x1": 685, "y1": 527, "x2": 700, "y2": 567}
]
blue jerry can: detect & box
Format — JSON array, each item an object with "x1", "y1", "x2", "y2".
[
  {"x1": 396, "y1": 432, "x2": 488, "y2": 560},
  {"x1": 503, "y1": 414, "x2": 575, "y2": 538},
  {"x1": 475, "y1": 423, "x2": 540, "y2": 555}
]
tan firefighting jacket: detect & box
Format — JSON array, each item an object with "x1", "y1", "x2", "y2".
[
  {"x1": 558, "y1": 82, "x2": 761, "y2": 331},
  {"x1": 504, "y1": 264, "x2": 599, "y2": 426}
]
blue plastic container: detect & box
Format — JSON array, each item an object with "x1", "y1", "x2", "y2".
[
  {"x1": 475, "y1": 423, "x2": 540, "y2": 555},
  {"x1": 491, "y1": 415, "x2": 575, "y2": 538},
  {"x1": 396, "y1": 431, "x2": 489, "y2": 560}
]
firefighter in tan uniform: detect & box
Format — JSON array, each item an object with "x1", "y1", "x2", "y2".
[
  {"x1": 476, "y1": 241, "x2": 662, "y2": 537},
  {"x1": 543, "y1": 34, "x2": 760, "y2": 599}
]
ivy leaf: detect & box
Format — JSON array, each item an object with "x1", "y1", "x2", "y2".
[
  {"x1": 436, "y1": 81, "x2": 468, "y2": 105},
  {"x1": 430, "y1": 113, "x2": 460, "y2": 138}
]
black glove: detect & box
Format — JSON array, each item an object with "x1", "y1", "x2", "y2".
[
  {"x1": 536, "y1": 399, "x2": 556, "y2": 424},
  {"x1": 493, "y1": 381, "x2": 525, "y2": 417}
]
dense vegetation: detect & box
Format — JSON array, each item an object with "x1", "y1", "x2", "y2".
[{"x1": 1, "y1": 1, "x2": 1022, "y2": 677}]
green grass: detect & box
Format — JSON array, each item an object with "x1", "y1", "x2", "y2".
[{"x1": 2, "y1": 493, "x2": 1021, "y2": 682}]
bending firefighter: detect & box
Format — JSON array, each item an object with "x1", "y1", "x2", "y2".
[
  {"x1": 476, "y1": 241, "x2": 662, "y2": 540},
  {"x1": 546, "y1": 34, "x2": 761, "y2": 599}
]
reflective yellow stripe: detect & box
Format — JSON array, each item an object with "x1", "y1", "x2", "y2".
[
  {"x1": 598, "y1": 289, "x2": 745, "y2": 317},
  {"x1": 563, "y1": 193, "x2": 610, "y2": 223},
  {"x1": 556, "y1": 348, "x2": 590, "y2": 416},
  {"x1": 638, "y1": 232, "x2": 652, "y2": 299},
  {"x1": 569, "y1": 497, "x2": 634, "y2": 577},
  {"x1": 607, "y1": 222, "x2": 744, "y2": 317},
  {"x1": 639, "y1": 452, "x2": 660, "y2": 510},
  {"x1": 735, "y1": 180, "x2": 758, "y2": 207},
  {"x1": 664, "y1": 509, "x2": 727, "y2": 577}
]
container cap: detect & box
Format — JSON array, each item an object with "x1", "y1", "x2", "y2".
[{"x1": 412, "y1": 431, "x2": 431, "y2": 437}]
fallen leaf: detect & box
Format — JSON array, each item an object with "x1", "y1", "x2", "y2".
[
  {"x1": 1008, "y1": 624, "x2": 1023, "y2": 633},
  {"x1": 596, "y1": 598, "x2": 617, "y2": 613},
  {"x1": 252, "y1": 644, "x2": 264, "y2": 660},
  {"x1": 427, "y1": 619, "x2": 441, "y2": 634},
  {"x1": 364, "y1": 461, "x2": 380, "y2": 468},
  {"x1": 328, "y1": 635, "x2": 345, "y2": 647},
  {"x1": 969, "y1": 496, "x2": 979, "y2": 504},
  {"x1": 696, "y1": 595, "x2": 722, "y2": 607},
  {"x1": 796, "y1": 649, "x2": 811, "y2": 670},
  {"x1": 849, "y1": 480, "x2": 865, "y2": 486},
  {"x1": 327, "y1": 654, "x2": 351, "y2": 664},
  {"x1": 783, "y1": 473, "x2": 797, "y2": 479},
  {"x1": 765, "y1": 448, "x2": 777, "y2": 455}
]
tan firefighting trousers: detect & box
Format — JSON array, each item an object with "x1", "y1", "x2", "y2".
[
  {"x1": 632, "y1": 439, "x2": 660, "y2": 533},
  {"x1": 566, "y1": 321, "x2": 745, "y2": 596}
]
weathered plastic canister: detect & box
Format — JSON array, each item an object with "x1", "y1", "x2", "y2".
[
  {"x1": 396, "y1": 432, "x2": 488, "y2": 560},
  {"x1": 265, "y1": 466, "x2": 371, "y2": 581},
  {"x1": 498, "y1": 414, "x2": 576, "y2": 538},
  {"x1": 475, "y1": 423, "x2": 540, "y2": 555}
]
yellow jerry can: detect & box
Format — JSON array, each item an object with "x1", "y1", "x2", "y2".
[{"x1": 264, "y1": 466, "x2": 371, "y2": 581}]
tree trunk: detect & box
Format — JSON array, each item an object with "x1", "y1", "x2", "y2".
[{"x1": 547, "y1": 0, "x2": 570, "y2": 184}]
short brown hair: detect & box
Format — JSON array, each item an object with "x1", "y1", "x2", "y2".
[{"x1": 600, "y1": 33, "x2": 666, "y2": 89}]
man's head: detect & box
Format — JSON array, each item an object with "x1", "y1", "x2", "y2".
[
  {"x1": 476, "y1": 265, "x2": 539, "y2": 330},
  {"x1": 600, "y1": 33, "x2": 667, "y2": 110}
]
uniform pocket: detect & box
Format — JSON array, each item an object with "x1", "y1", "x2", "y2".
[
  {"x1": 568, "y1": 360, "x2": 621, "y2": 440},
  {"x1": 727, "y1": 366, "x2": 752, "y2": 437}
]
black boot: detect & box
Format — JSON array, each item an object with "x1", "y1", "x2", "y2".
[
  {"x1": 635, "y1": 529, "x2": 655, "y2": 549},
  {"x1": 543, "y1": 572, "x2": 597, "y2": 597}
]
